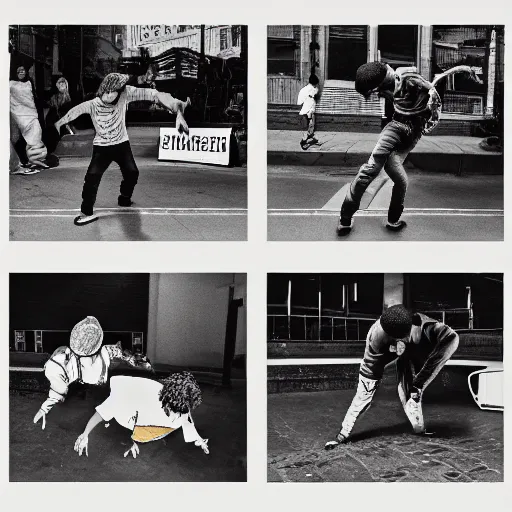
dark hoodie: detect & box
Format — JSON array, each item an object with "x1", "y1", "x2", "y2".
[{"x1": 359, "y1": 313, "x2": 459, "y2": 381}]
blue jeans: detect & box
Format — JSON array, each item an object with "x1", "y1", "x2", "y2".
[{"x1": 340, "y1": 120, "x2": 422, "y2": 224}]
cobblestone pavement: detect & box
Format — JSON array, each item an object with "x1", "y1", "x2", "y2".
[{"x1": 268, "y1": 386, "x2": 503, "y2": 482}]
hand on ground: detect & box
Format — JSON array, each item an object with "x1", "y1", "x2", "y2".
[
  {"x1": 33, "y1": 409, "x2": 46, "y2": 430},
  {"x1": 124, "y1": 442, "x2": 140, "y2": 459},
  {"x1": 195, "y1": 438, "x2": 209, "y2": 454},
  {"x1": 74, "y1": 434, "x2": 89, "y2": 457}
]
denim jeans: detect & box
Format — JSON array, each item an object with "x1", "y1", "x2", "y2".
[{"x1": 340, "y1": 119, "x2": 422, "y2": 224}]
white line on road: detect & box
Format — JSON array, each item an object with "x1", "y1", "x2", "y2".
[
  {"x1": 267, "y1": 358, "x2": 502, "y2": 368},
  {"x1": 268, "y1": 208, "x2": 503, "y2": 217},
  {"x1": 11, "y1": 207, "x2": 247, "y2": 217},
  {"x1": 321, "y1": 183, "x2": 350, "y2": 210}
]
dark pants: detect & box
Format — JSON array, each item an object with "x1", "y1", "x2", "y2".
[
  {"x1": 340, "y1": 120, "x2": 422, "y2": 224},
  {"x1": 300, "y1": 113, "x2": 315, "y2": 141},
  {"x1": 81, "y1": 141, "x2": 139, "y2": 216}
]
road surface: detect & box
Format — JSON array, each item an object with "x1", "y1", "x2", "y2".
[
  {"x1": 268, "y1": 383, "x2": 503, "y2": 482},
  {"x1": 10, "y1": 383, "x2": 246, "y2": 482},
  {"x1": 267, "y1": 166, "x2": 503, "y2": 241},
  {"x1": 10, "y1": 157, "x2": 247, "y2": 241}
]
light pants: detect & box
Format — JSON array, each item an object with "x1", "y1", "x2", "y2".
[
  {"x1": 10, "y1": 113, "x2": 47, "y2": 166},
  {"x1": 339, "y1": 334, "x2": 459, "y2": 437}
]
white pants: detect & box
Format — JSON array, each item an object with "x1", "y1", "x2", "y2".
[{"x1": 10, "y1": 113, "x2": 47, "y2": 165}]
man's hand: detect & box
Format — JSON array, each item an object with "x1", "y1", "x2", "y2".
[
  {"x1": 33, "y1": 409, "x2": 46, "y2": 430},
  {"x1": 468, "y1": 67, "x2": 484, "y2": 85},
  {"x1": 54, "y1": 122, "x2": 61, "y2": 134},
  {"x1": 124, "y1": 442, "x2": 140, "y2": 458},
  {"x1": 325, "y1": 432, "x2": 349, "y2": 450},
  {"x1": 74, "y1": 433, "x2": 89, "y2": 457},
  {"x1": 195, "y1": 438, "x2": 209, "y2": 455},
  {"x1": 176, "y1": 110, "x2": 189, "y2": 135}
]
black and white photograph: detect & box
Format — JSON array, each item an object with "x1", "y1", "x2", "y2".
[
  {"x1": 267, "y1": 273, "x2": 503, "y2": 482},
  {"x1": 9, "y1": 25, "x2": 247, "y2": 241},
  {"x1": 267, "y1": 25, "x2": 504, "y2": 241},
  {"x1": 9, "y1": 273, "x2": 247, "y2": 482}
]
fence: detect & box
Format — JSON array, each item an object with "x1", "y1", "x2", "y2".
[
  {"x1": 11, "y1": 329, "x2": 145, "y2": 355},
  {"x1": 267, "y1": 308, "x2": 474, "y2": 342}
]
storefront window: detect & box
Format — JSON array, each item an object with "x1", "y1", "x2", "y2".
[
  {"x1": 327, "y1": 26, "x2": 368, "y2": 81},
  {"x1": 267, "y1": 26, "x2": 300, "y2": 77},
  {"x1": 432, "y1": 26, "x2": 490, "y2": 115},
  {"x1": 378, "y1": 25, "x2": 418, "y2": 68}
]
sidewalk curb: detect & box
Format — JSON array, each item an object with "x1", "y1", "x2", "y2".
[{"x1": 268, "y1": 149, "x2": 503, "y2": 174}]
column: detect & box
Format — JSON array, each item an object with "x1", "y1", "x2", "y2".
[
  {"x1": 368, "y1": 25, "x2": 378, "y2": 62},
  {"x1": 418, "y1": 25, "x2": 432, "y2": 79},
  {"x1": 485, "y1": 29, "x2": 497, "y2": 116}
]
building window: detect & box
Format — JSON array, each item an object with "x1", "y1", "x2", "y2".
[
  {"x1": 14, "y1": 331, "x2": 26, "y2": 352},
  {"x1": 231, "y1": 25, "x2": 241, "y2": 47},
  {"x1": 328, "y1": 26, "x2": 368, "y2": 81},
  {"x1": 220, "y1": 28, "x2": 228, "y2": 51},
  {"x1": 267, "y1": 25, "x2": 300, "y2": 77},
  {"x1": 432, "y1": 26, "x2": 490, "y2": 115},
  {"x1": 378, "y1": 25, "x2": 418, "y2": 68}
]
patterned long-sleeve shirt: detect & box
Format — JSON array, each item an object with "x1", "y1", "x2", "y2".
[
  {"x1": 392, "y1": 68, "x2": 442, "y2": 134},
  {"x1": 57, "y1": 86, "x2": 158, "y2": 146}
]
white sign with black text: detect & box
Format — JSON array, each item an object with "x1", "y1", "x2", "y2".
[{"x1": 159, "y1": 127, "x2": 232, "y2": 166}]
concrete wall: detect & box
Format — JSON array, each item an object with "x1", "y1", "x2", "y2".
[{"x1": 147, "y1": 274, "x2": 246, "y2": 368}]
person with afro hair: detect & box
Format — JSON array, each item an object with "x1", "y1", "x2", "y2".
[
  {"x1": 74, "y1": 372, "x2": 209, "y2": 459},
  {"x1": 337, "y1": 61, "x2": 483, "y2": 235},
  {"x1": 55, "y1": 71, "x2": 191, "y2": 226},
  {"x1": 324, "y1": 304, "x2": 459, "y2": 449}
]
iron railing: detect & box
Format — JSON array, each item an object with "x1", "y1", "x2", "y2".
[{"x1": 267, "y1": 308, "x2": 474, "y2": 342}]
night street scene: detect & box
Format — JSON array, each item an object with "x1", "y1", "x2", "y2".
[
  {"x1": 267, "y1": 26, "x2": 504, "y2": 241},
  {"x1": 10, "y1": 273, "x2": 247, "y2": 482},
  {"x1": 9, "y1": 25, "x2": 247, "y2": 240},
  {"x1": 267, "y1": 273, "x2": 503, "y2": 482}
]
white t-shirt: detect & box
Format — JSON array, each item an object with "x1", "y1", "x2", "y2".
[
  {"x1": 96, "y1": 376, "x2": 202, "y2": 443},
  {"x1": 297, "y1": 83, "x2": 318, "y2": 116}
]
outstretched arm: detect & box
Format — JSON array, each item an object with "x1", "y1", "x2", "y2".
[
  {"x1": 156, "y1": 92, "x2": 191, "y2": 134},
  {"x1": 55, "y1": 101, "x2": 92, "y2": 131},
  {"x1": 182, "y1": 413, "x2": 209, "y2": 454},
  {"x1": 74, "y1": 411, "x2": 105, "y2": 457},
  {"x1": 432, "y1": 65, "x2": 483, "y2": 87}
]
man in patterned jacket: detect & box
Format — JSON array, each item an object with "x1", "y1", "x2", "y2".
[
  {"x1": 55, "y1": 72, "x2": 191, "y2": 226},
  {"x1": 337, "y1": 62, "x2": 483, "y2": 235},
  {"x1": 325, "y1": 304, "x2": 459, "y2": 449}
]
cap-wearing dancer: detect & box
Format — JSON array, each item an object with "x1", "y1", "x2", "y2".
[
  {"x1": 74, "y1": 373, "x2": 209, "y2": 458},
  {"x1": 54, "y1": 73, "x2": 191, "y2": 226},
  {"x1": 324, "y1": 305, "x2": 459, "y2": 449},
  {"x1": 337, "y1": 64, "x2": 483, "y2": 235},
  {"x1": 33, "y1": 316, "x2": 153, "y2": 430}
]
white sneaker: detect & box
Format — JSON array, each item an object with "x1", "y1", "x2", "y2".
[{"x1": 404, "y1": 393, "x2": 425, "y2": 434}]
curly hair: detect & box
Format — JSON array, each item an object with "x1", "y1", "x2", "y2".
[
  {"x1": 355, "y1": 62, "x2": 388, "y2": 97},
  {"x1": 380, "y1": 304, "x2": 413, "y2": 339},
  {"x1": 159, "y1": 371, "x2": 202, "y2": 416}
]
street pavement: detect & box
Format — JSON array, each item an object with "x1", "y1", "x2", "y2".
[
  {"x1": 10, "y1": 383, "x2": 247, "y2": 482},
  {"x1": 267, "y1": 383, "x2": 503, "y2": 483},
  {"x1": 10, "y1": 157, "x2": 247, "y2": 241},
  {"x1": 267, "y1": 166, "x2": 503, "y2": 241}
]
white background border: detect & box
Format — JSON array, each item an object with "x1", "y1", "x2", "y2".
[{"x1": 2, "y1": 2, "x2": 511, "y2": 510}]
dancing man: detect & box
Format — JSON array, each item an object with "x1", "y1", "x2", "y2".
[
  {"x1": 337, "y1": 64, "x2": 483, "y2": 235},
  {"x1": 33, "y1": 316, "x2": 153, "y2": 430},
  {"x1": 54, "y1": 72, "x2": 191, "y2": 226},
  {"x1": 74, "y1": 372, "x2": 209, "y2": 458},
  {"x1": 325, "y1": 304, "x2": 459, "y2": 449}
]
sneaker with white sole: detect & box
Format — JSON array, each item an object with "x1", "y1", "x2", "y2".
[
  {"x1": 404, "y1": 391, "x2": 425, "y2": 434},
  {"x1": 74, "y1": 214, "x2": 99, "y2": 226},
  {"x1": 324, "y1": 431, "x2": 349, "y2": 450}
]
